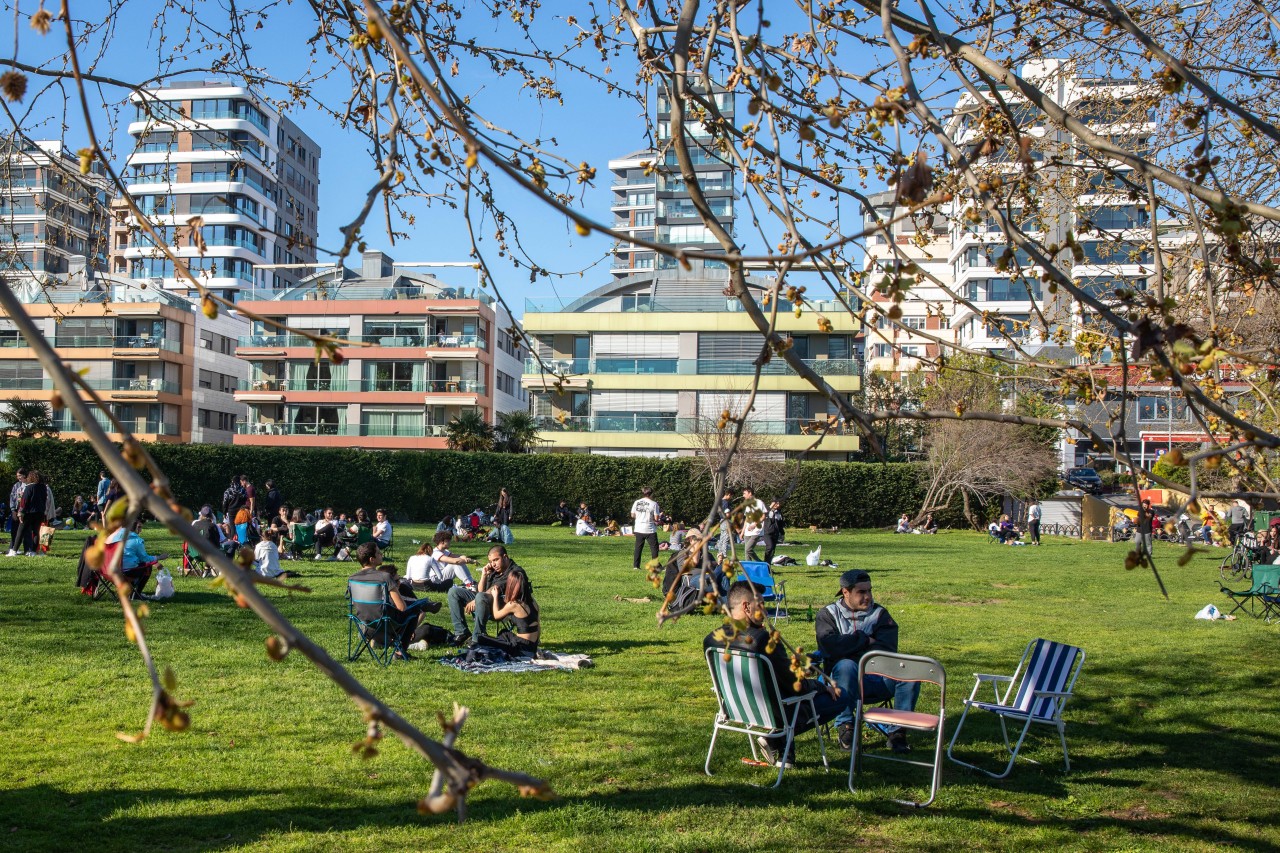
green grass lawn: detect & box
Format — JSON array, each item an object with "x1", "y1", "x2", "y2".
[{"x1": 1, "y1": 525, "x2": 1278, "y2": 852}]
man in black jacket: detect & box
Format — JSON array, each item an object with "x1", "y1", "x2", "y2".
[
  {"x1": 815, "y1": 569, "x2": 920, "y2": 754},
  {"x1": 704, "y1": 581, "x2": 844, "y2": 767},
  {"x1": 760, "y1": 499, "x2": 785, "y2": 564}
]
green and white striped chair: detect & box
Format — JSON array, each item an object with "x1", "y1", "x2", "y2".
[{"x1": 704, "y1": 647, "x2": 829, "y2": 787}]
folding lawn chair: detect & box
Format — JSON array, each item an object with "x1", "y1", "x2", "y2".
[
  {"x1": 180, "y1": 540, "x2": 216, "y2": 578},
  {"x1": 735, "y1": 560, "x2": 788, "y2": 621},
  {"x1": 1220, "y1": 564, "x2": 1280, "y2": 618},
  {"x1": 849, "y1": 652, "x2": 947, "y2": 807},
  {"x1": 347, "y1": 578, "x2": 401, "y2": 666},
  {"x1": 289, "y1": 523, "x2": 316, "y2": 559},
  {"x1": 704, "y1": 647, "x2": 829, "y2": 787},
  {"x1": 947, "y1": 638, "x2": 1084, "y2": 779}
]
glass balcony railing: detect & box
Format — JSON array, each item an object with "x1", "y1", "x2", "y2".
[
  {"x1": 55, "y1": 414, "x2": 179, "y2": 436},
  {"x1": 237, "y1": 333, "x2": 486, "y2": 350},
  {"x1": 0, "y1": 378, "x2": 176, "y2": 393},
  {"x1": 534, "y1": 415, "x2": 857, "y2": 436},
  {"x1": 524, "y1": 295, "x2": 851, "y2": 314},
  {"x1": 256, "y1": 284, "x2": 494, "y2": 305},
  {"x1": 236, "y1": 378, "x2": 486, "y2": 394},
  {"x1": 523, "y1": 357, "x2": 860, "y2": 377},
  {"x1": 53, "y1": 335, "x2": 181, "y2": 353},
  {"x1": 236, "y1": 422, "x2": 446, "y2": 438}
]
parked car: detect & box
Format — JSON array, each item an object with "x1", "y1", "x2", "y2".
[{"x1": 1063, "y1": 467, "x2": 1104, "y2": 493}]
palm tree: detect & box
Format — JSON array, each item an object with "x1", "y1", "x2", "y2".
[
  {"x1": 0, "y1": 397, "x2": 58, "y2": 448},
  {"x1": 444, "y1": 411, "x2": 495, "y2": 451},
  {"x1": 494, "y1": 410, "x2": 542, "y2": 453}
]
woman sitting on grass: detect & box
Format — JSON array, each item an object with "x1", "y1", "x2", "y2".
[{"x1": 474, "y1": 568, "x2": 540, "y2": 656}]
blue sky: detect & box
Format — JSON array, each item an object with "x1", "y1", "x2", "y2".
[{"x1": 6, "y1": 0, "x2": 665, "y2": 313}]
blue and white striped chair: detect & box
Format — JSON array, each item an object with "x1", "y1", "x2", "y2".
[
  {"x1": 704, "y1": 647, "x2": 829, "y2": 787},
  {"x1": 946, "y1": 638, "x2": 1085, "y2": 779}
]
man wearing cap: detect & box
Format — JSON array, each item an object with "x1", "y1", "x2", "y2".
[{"x1": 816, "y1": 569, "x2": 920, "y2": 754}]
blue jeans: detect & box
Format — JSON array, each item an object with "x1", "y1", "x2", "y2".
[
  {"x1": 829, "y1": 657, "x2": 921, "y2": 731},
  {"x1": 446, "y1": 585, "x2": 494, "y2": 636}
]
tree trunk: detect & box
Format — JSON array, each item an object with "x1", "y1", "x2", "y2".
[{"x1": 962, "y1": 490, "x2": 979, "y2": 531}]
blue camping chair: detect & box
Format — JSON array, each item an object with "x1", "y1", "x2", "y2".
[
  {"x1": 735, "y1": 560, "x2": 788, "y2": 621},
  {"x1": 947, "y1": 638, "x2": 1085, "y2": 778},
  {"x1": 347, "y1": 578, "x2": 401, "y2": 665}
]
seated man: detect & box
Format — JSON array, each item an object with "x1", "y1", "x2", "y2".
[
  {"x1": 372, "y1": 508, "x2": 393, "y2": 549},
  {"x1": 920, "y1": 513, "x2": 939, "y2": 534},
  {"x1": 472, "y1": 560, "x2": 540, "y2": 656},
  {"x1": 253, "y1": 529, "x2": 300, "y2": 579},
  {"x1": 314, "y1": 507, "x2": 338, "y2": 558},
  {"x1": 445, "y1": 544, "x2": 524, "y2": 646},
  {"x1": 348, "y1": 542, "x2": 436, "y2": 660},
  {"x1": 405, "y1": 531, "x2": 477, "y2": 593},
  {"x1": 554, "y1": 500, "x2": 575, "y2": 527},
  {"x1": 705, "y1": 581, "x2": 844, "y2": 767},
  {"x1": 895, "y1": 513, "x2": 913, "y2": 534},
  {"x1": 105, "y1": 526, "x2": 166, "y2": 599},
  {"x1": 816, "y1": 570, "x2": 920, "y2": 754},
  {"x1": 661, "y1": 531, "x2": 730, "y2": 602}
]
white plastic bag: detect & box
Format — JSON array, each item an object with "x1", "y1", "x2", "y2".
[
  {"x1": 1194, "y1": 603, "x2": 1221, "y2": 620},
  {"x1": 806, "y1": 546, "x2": 822, "y2": 566},
  {"x1": 153, "y1": 568, "x2": 175, "y2": 599}
]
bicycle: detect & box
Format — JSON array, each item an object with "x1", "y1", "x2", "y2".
[{"x1": 1219, "y1": 530, "x2": 1258, "y2": 582}]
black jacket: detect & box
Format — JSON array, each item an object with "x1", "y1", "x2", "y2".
[{"x1": 814, "y1": 601, "x2": 900, "y2": 671}]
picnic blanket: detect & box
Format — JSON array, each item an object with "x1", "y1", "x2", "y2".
[{"x1": 439, "y1": 648, "x2": 594, "y2": 674}]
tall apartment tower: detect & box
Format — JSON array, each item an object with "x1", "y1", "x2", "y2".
[
  {"x1": 945, "y1": 59, "x2": 1155, "y2": 352},
  {"x1": 0, "y1": 137, "x2": 113, "y2": 281},
  {"x1": 113, "y1": 82, "x2": 321, "y2": 301},
  {"x1": 608, "y1": 88, "x2": 735, "y2": 277},
  {"x1": 864, "y1": 60, "x2": 1156, "y2": 374}
]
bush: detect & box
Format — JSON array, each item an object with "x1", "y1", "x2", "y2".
[{"x1": 8, "y1": 438, "x2": 971, "y2": 528}]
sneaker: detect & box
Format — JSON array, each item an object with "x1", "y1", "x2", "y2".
[
  {"x1": 423, "y1": 599, "x2": 442, "y2": 614},
  {"x1": 837, "y1": 722, "x2": 856, "y2": 751},
  {"x1": 447, "y1": 631, "x2": 471, "y2": 646},
  {"x1": 24, "y1": 552, "x2": 36, "y2": 557},
  {"x1": 408, "y1": 640, "x2": 429, "y2": 651},
  {"x1": 393, "y1": 649, "x2": 414, "y2": 661},
  {"x1": 755, "y1": 736, "x2": 779, "y2": 765},
  {"x1": 4, "y1": 550, "x2": 14, "y2": 557},
  {"x1": 887, "y1": 731, "x2": 911, "y2": 754}
]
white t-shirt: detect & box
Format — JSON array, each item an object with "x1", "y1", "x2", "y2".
[
  {"x1": 631, "y1": 497, "x2": 660, "y2": 534},
  {"x1": 405, "y1": 553, "x2": 431, "y2": 583},
  {"x1": 431, "y1": 547, "x2": 476, "y2": 585},
  {"x1": 742, "y1": 498, "x2": 766, "y2": 537},
  {"x1": 374, "y1": 520, "x2": 392, "y2": 541},
  {"x1": 1028, "y1": 504, "x2": 1042, "y2": 521},
  {"x1": 254, "y1": 540, "x2": 283, "y2": 578}
]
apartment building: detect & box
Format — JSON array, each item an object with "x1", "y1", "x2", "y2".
[
  {"x1": 0, "y1": 137, "x2": 113, "y2": 280},
  {"x1": 112, "y1": 82, "x2": 321, "y2": 300},
  {"x1": 861, "y1": 190, "x2": 954, "y2": 376},
  {"x1": 0, "y1": 272, "x2": 201, "y2": 442},
  {"x1": 947, "y1": 59, "x2": 1156, "y2": 351},
  {"x1": 608, "y1": 87, "x2": 736, "y2": 278},
  {"x1": 521, "y1": 261, "x2": 861, "y2": 460},
  {"x1": 231, "y1": 251, "x2": 525, "y2": 449}
]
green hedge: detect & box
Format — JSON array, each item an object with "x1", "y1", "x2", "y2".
[{"x1": 7, "y1": 438, "x2": 964, "y2": 528}]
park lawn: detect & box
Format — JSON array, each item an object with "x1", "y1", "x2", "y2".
[{"x1": 0, "y1": 525, "x2": 1277, "y2": 852}]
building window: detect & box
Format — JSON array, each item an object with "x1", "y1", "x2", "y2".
[{"x1": 1137, "y1": 396, "x2": 1188, "y2": 422}]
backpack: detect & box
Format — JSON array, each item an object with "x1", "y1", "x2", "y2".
[{"x1": 222, "y1": 483, "x2": 245, "y2": 516}]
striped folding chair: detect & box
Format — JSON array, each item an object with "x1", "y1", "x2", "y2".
[
  {"x1": 946, "y1": 638, "x2": 1085, "y2": 779},
  {"x1": 849, "y1": 652, "x2": 947, "y2": 807},
  {"x1": 704, "y1": 647, "x2": 828, "y2": 788}
]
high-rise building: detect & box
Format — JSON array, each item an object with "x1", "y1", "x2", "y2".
[
  {"x1": 521, "y1": 261, "x2": 861, "y2": 460},
  {"x1": 113, "y1": 82, "x2": 321, "y2": 301},
  {"x1": 232, "y1": 251, "x2": 526, "y2": 449},
  {"x1": 608, "y1": 88, "x2": 735, "y2": 278},
  {"x1": 866, "y1": 60, "x2": 1157, "y2": 371},
  {"x1": 0, "y1": 137, "x2": 113, "y2": 281}
]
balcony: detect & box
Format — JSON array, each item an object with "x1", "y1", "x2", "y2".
[
  {"x1": 524, "y1": 295, "x2": 850, "y2": 314},
  {"x1": 53, "y1": 335, "x2": 181, "y2": 353},
  {"x1": 55, "y1": 414, "x2": 179, "y2": 436},
  {"x1": 235, "y1": 378, "x2": 485, "y2": 396},
  {"x1": 524, "y1": 357, "x2": 859, "y2": 377},
  {"x1": 534, "y1": 415, "x2": 858, "y2": 436},
  {"x1": 236, "y1": 422, "x2": 448, "y2": 438},
  {"x1": 236, "y1": 333, "x2": 486, "y2": 351},
  {"x1": 248, "y1": 284, "x2": 494, "y2": 305}
]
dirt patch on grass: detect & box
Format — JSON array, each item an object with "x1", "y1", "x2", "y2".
[
  {"x1": 928, "y1": 595, "x2": 1006, "y2": 606},
  {"x1": 991, "y1": 582, "x2": 1023, "y2": 589},
  {"x1": 1100, "y1": 804, "x2": 1172, "y2": 821}
]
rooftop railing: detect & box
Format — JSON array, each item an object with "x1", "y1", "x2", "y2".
[
  {"x1": 533, "y1": 414, "x2": 858, "y2": 436},
  {"x1": 524, "y1": 295, "x2": 850, "y2": 314},
  {"x1": 523, "y1": 357, "x2": 859, "y2": 377}
]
